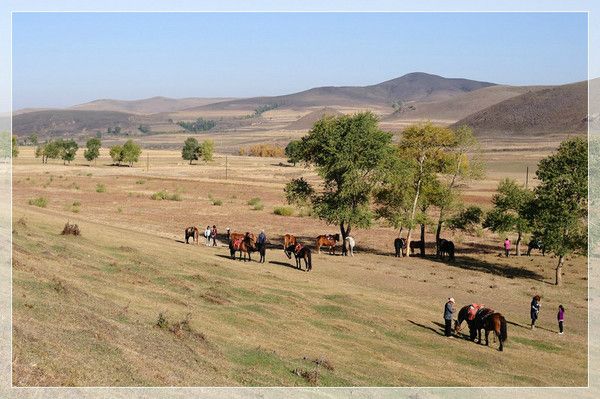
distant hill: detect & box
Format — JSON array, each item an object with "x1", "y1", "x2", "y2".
[
  {"x1": 183, "y1": 72, "x2": 497, "y2": 111},
  {"x1": 70, "y1": 96, "x2": 236, "y2": 114},
  {"x1": 452, "y1": 81, "x2": 587, "y2": 136},
  {"x1": 284, "y1": 107, "x2": 343, "y2": 131},
  {"x1": 384, "y1": 85, "x2": 544, "y2": 123}
]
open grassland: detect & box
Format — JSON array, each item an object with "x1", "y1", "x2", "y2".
[{"x1": 12, "y1": 145, "x2": 588, "y2": 386}]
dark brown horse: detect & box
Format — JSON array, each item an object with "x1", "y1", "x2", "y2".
[
  {"x1": 394, "y1": 237, "x2": 406, "y2": 257},
  {"x1": 285, "y1": 243, "x2": 312, "y2": 271},
  {"x1": 316, "y1": 233, "x2": 339, "y2": 254},
  {"x1": 229, "y1": 232, "x2": 257, "y2": 262},
  {"x1": 456, "y1": 305, "x2": 507, "y2": 351},
  {"x1": 283, "y1": 234, "x2": 297, "y2": 259},
  {"x1": 184, "y1": 226, "x2": 199, "y2": 245}
]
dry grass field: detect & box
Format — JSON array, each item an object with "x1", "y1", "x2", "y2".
[{"x1": 11, "y1": 143, "x2": 588, "y2": 387}]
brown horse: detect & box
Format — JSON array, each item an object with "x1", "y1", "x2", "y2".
[
  {"x1": 184, "y1": 226, "x2": 199, "y2": 244},
  {"x1": 457, "y1": 306, "x2": 507, "y2": 351},
  {"x1": 285, "y1": 243, "x2": 312, "y2": 271},
  {"x1": 283, "y1": 234, "x2": 297, "y2": 259},
  {"x1": 230, "y1": 232, "x2": 256, "y2": 244},
  {"x1": 316, "y1": 233, "x2": 339, "y2": 254},
  {"x1": 229, "y1": 232, "x2": 257, "y2": 261}
]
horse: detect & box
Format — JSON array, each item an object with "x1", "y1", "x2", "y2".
[
  {"x1": 409, "y1": 240, "x2": 424, "y2": 256},
  {"x1": 316, "y1": 234, "x2": 339, "y2": 254},
  {"x1": 283, "y1": 234, "x2": 297, "y2": 259},
  {"x1": 474, "y1": 310, "x2": 507, "y2": 351},
  {"x1": 527, "y1": 239, "x2": 545, "y2": 256},
  {"x1": 229, "y1": 232, "x2": 257, "y2": 262},
  {"x1": 455, "y1": 304, "x2": 484, "y2": 341},
  {"x1": 184, "y1": 226, "x2": 199, "y2": 245},
  {"x1": 285, "y1": 243, "x2": 312, "y2": 271},
  {"x1": 438, "y1": 239, "x2": 455, "y2": 261},
  {"x1": 230, "y1": 232, "x2": 256, "y2": 244},
  {"x1": 343, "y1": 236, "x2": 355, "y2": 256},
  {"x1": 394, "y1": 237, "x2": 406, "y2": 257}
]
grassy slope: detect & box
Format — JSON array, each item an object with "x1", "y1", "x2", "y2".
[{"x1": 12, "y1": 207, "x2": 587, "y2": 387}]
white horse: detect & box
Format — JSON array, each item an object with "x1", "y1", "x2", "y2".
[{"x1": 344, "y1": 236, "x2": 355, "y2": 256}]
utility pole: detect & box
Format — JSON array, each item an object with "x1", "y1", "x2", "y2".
[
  {"x1": 146, "y1": 153, "x2": 149, "y2": 172},
  {"x1": 525, "y1": 165, "x2": 529, "y2": 189}
]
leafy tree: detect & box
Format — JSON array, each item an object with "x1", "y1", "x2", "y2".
[
  {"x1": 58, "y1": 139, "x2": 78, "y2": 164},
  {"x1": 448, "y1": 205, "x2": 484, "y2": 232},
  {"x1": 396, "y1": 122, "x2": 455, "y2": 256},
  {"x1": 285, "y1": 177, "x2": 314, "y2": 206},
  {"x1": 177, "y1": 118, "x2": 216, "y2": 132},
  {"x1": 138, "y1": 124, "x2": 151, "y2": 134},
  {"x1": 182, "y1": 137, "x2": 200, "y2": 164},
  {"x1": 84, "y1": 137, "x2": 101, "y2": 164},
  {"x1": 28, "y1": 133, "x2": 38, "y2": 146},
  {"x1": 483, "y1": 178, "x2": 534, "y2": 256},
  {"x1": 12, "y1": 135, "x2": 19, "y2": 158},
  {"x1": 38, "y1": 140, "x2": 61, "y2": 164},
  {"x1": 122, "y1": 139, "x2": 141, "y2": 166},
  {"x1": 285, "y1": 112, "x2": 393, "y2": 242},
  {"x1": 109, "y1": 144, "x2": 124, "y2": 165},
  {"x1": 285, "y1": 140, "x2": 303, "y2": 166},
  {"x1": 532, "y1": 137, "x2": 587, "y2": 285},
  {"x1": 201, "y1": 139, "x2": 214, "y2": 162}
]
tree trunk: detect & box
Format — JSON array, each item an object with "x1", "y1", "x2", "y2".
[
  {"x1": 340, "y1": 222, "x2": 351, "y2": 256},
  {"x1": 555, "y1": 255, "x2": 564, "y2": 286},
  {"x1": 516, "y1": 231, "x2": 522, "y2": 256},
  {"x1": 420, "y1": 223, "x2": 426, "y2": 256},
  {"x1": 406, "y1": 157, "x2": 425, "y2": 258},
  {"x1": 435, "y1": 218, "x2": 443, "y2": 255}
]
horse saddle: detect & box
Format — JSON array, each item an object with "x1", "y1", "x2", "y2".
[
  {"x1": 232, "y1": 238, "x2": 243, "y2": 250},
  {"x1": 294, "y1": 244, "x2": 303, "y2": 254},
  {"x1": 467, "y1": 304, "x2": 484, "y2": 321}
]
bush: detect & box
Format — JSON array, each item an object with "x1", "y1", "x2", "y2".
[
  {"x1": 247, "y1": 197, "x2": 261, "y2": 206},
  {"x1": 273, "y1": 206, "x2": 294, "y2": 216},
  {"x1": 151, "y1": 190, "x2": 182, "y2": 201},
  {"x1": 28, "y1": 197, "x2": 48, "y2": 208},
  {"x1": 252, "y1": 203, "x2": 264, "y2": 211},
  {"x1": 96, "y1": 183, "x2": 106, "y2": 193},
  {"x1": 61, "y1": 222, "x2": 80, "y2": 236},
  {"x1": 135, "y1": 179, "x2": 145, "y2": 185},
  {"x1": 448, "y1": 206, "x2": 484, "y2": 231},
  {"x1": 241, "y1": 144, "x2": 286, "y2": 157},
  {"x1": 212, "y1": 199, "x2": 223, "y2": 206}
]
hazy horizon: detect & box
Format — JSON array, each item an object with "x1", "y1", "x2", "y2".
[{"x1": 13, "y1": 12, "x2": 587, "y2": 109}]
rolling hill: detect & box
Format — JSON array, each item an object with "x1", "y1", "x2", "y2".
[
  {"x1": 71, "y1": 96, "x2": 236, "y2": 114},
  {"x1": 452, "y1": 81, "x2": 587, "y2": 136}
]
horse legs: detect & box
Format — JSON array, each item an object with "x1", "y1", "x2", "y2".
[{"x1": 485, "y1": 330, "x2": 490, "y2": 346}]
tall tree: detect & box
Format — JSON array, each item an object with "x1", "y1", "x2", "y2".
[
  {"x1": 285, "y1": 140, "x2": 303, "y2": 166},
  {"x1": 122, "y1": 139, "x2": 141, "y2": 166},
  {"x1": 109, "y1": 144, "x2": 124, "y2": 166},
  {"x1": 57, "y1": 139, "x2": 78, "y2": 165},
  {"x1": 84, "y1": 137, "x2": 101, "y2": 164},
  {"x1": 201, "y1": 139, "x2": 214, "y2": 162},
  {"x1": 182, "y1": 137, "x2": 200, "y2": 164},
  {"x1": 12, "y1": 135, "x2": 19, "y2": 158},
  {"x1": 398, "y1": 123, "x2": 455, "y2": 257},
  {"x1": 285, "y1": 112, "x2": 393, "y2": 242},
  {"x1": 532, "y1": 137, "x2": 587, "y2": 286},
  {"x1": 483, "y1": 178, "x2": 534, "y2": 256}
]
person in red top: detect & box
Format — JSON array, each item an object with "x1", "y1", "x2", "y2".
[
  {"x1": 504, "y1": 238, "x2": 511, "y2": 257},
  {"x1": 211, "y1": 225, "x2": 218, "y2": 247},
  {"x1": 557, "y1": 304, "x2": 565, "y2": 334}
]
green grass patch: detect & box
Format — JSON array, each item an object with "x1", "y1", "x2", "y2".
[
  {"x1": 273, "y1": 206, "x2": 294, "y2": 216},
  {"x1": 28, "y1": 197, "x2": 48, "y2": 208},
  {"x1": 96, "y1": 183, "x2": 106, "y2": 193},
  {"x1": 512, "y1": 336, "x2": 561, "y2": 352},
  {"x1": 151, "y1": 190, "x2": 182, "y2": 201},
  {"x1": 314, "y1": 304, "x2": 346, "y2": 318},
  {"x1": 247, "y1": 197, "x2": 261, "y2": 206}
]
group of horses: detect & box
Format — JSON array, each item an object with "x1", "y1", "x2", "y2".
[
  {"x1": 454, "y1": 304, "x2": 508, "y2": 351},
  {"x1": 394, "y1": 237, "x2": 455, "y2": 260}
]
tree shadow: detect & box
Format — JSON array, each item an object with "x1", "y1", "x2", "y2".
[{"x1": 407, "y1": 319, "x2": 445, "y2": 336}]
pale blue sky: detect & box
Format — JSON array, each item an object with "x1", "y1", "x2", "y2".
[{"x1": 11, "y1": 12, "x2": 587, "y2": 109}]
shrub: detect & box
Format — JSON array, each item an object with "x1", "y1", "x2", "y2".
[
  {"x1": 28, "y1": 197, "x2": 48, "y2": 208},
  {"x1": 273, "y1": 206, "x2": 294, "y2": 216},
  {"x1": 151, "y1": 190, "x2": 182, "y2": 201},
  {"x1": 136, "y1": 179, "x2": 145, "y2": 185},
  {"x1": 242, "y1": 144, "x2": 285, "y2": 157},
  {"x1": 212, "y1": 199, "x2": 223, "y2": 206},
  {"x1": 252, "y1": 203, "x2": 264, "y2": 211},
  {"x1": 96, "y1": 183, "x2": 106, "y2": 193},
  {"x1": 61, "y1": 222, "x2": 80, "y2": 236},
  {"x1": 247, "y1": 197, "x2": 261, "y2": 206}
]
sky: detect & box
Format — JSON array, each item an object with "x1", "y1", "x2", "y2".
[{"x1": 12, "y1": 12, "x2": 588, "y2": 109}]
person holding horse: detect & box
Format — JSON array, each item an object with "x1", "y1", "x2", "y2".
[
  {"x1": 531, "y1": 294, "x2": 541, "y2": 329},
  {"x1": 257, "y1": 229, "x2": 267, "y2": 263},
  {"x1": 444, "y1": 297, "x2": 455, "y2": 337}
]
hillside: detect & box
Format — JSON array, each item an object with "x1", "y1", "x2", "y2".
[
  {"x1": 284, "y1": 107, "x2": 343, "y2": 131},
  {"x1": 71, "y1": 96, "x2": 236, "y2": 114},
  {"x1": 453, "y1": 81, "x2": 587, "y2": 136}
]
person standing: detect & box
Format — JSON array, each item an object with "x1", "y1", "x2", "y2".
[
  {"x1": 531, "y1": 294, "x2": 541, "y2": 329},
  {"x1": 211, "y1": 225, "x2": 218, "y2": 247},
  {"x1": 257, "y1": 229, "x2": 267, "y2": 263},
  {"x1": 557, "y1": 304, "x2": 565, "y2": 334},
  {"x1": 504, "y1": 238, "x2": 511, "y2": 257},
  {"x1": 204, "y1": 225, "x2": 211, "y2": 246},
  {"x1": 444, "y1": 297, "x2": 455, "y2": 337}
]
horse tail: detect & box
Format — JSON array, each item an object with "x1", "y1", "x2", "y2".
[{"x1": 499, "y1": 315, "x2": 508, "y2": 342}]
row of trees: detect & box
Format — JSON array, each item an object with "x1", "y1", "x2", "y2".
[
  {"x1": 284, "y1": 112, "x2": 587, "y2": 285},
  {"x1": 181, "y1": 137, "x2": 214, "y2": 164},
  {"x1": 33, "y1": 138, "x2": 141, "y2": 166},
  {"x1": 177, "y1": 118, "x2": 216, "y2": 132}
]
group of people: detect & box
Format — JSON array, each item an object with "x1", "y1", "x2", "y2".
[
  {"x1": 444, "y1": 294, "x2": 566, "y2": 337},
  {"x1": 202, "y1": 225, "x2": 219, "y2": 246}
]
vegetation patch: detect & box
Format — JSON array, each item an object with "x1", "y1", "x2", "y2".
[
  {"x1": 512, "y1": 336, "x2": 561, "y2": 352},
  {"x1": 28, "y1": 197, "x2": 48, "y2": 208},
  {"x1": 95, "y1": 183, "x2": 106, "y2": 193},
  {"x1": 273, "y1": 206, "x2": 294, "y2": 216},
  {"x1": 151, "y1": 190, "x2": 182, "y2": 201}
]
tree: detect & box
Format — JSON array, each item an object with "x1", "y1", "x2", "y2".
[
  {"x1": 109, "y1": 144, "x2": 124, "y2": 165},
  {"x1": 483, "y1": 178, "x2": 534, "y2": 256},
  {"x1": 12, "y1": 135, "x2": 19, "y2": 158},
  {"x1": 84, "y1": 137, "x2": 101, "y2": 164},
  {"x1": 285, "y1": 112, "x2": 393, "y2": 244},
  {"x1": 28, "y1": 133, "x2": 38, "y2": 146},
  {"x1": 285, "y1": 177, "x2": 314, "y2": 207},
  {"x1": 397, "y1": 122, "x2": 455, "y2": 256},
  {"x1": 38, "y1": 140, "x2": 61, "y2": 164},
  {"x1": 182, "y1": 137, "x2": 200, "y2": 164},
  {"x1": 285, "y1": 140, "x2": 303, "y2": 166},
  {"x1": 58, "y1": 139, "x2": 78, "y2": 164},
  {"x1": 201, "y1": 139, "x2": 214, "y2": 162},
  {"x1": 532, "y1": 137, "x2": 587, "y2": 286},
  {"x1": 122, "y1": 139, "x2": 141, "y2": 166},
  {"x1": 449, "y1": 205, "x2": 484, "y2": 233}
]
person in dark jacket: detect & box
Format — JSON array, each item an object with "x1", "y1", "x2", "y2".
[
  {"x1": 257, "y1": 230, "x2": 267, "y2": 263},
  {"x1": 211, "y1": 225, "x2": 218, "y2": 247},
  {"x1": 557, "y1": 304, "x2": 565, "y2": 334},
  {"x1": 531, "y1": 295, "x2": 541, "y2": 329},
  {"x1": 444, "y1": 297, "x2": 455, "y2": 337}
]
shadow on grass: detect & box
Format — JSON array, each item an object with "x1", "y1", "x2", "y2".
[
  {"x1": 214, "y1": 253, "x2": 255, "y2": 263},
  {"x1": 507, "y1": 320, "x2": 556, "y2": 333},
  {"x1": 408, "y1": 319, "x2": 445, "y2": 336},
  {"x1": 268, "y1": 260, "x2": 304, "y2": 271}
]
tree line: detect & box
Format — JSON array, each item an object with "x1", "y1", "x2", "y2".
[
  {"x1": 284, "y1": 112, "x2": 587, "y2": 285},
  {"x1": 32, "y1": 138, "x2": 142, "y2": 166}
]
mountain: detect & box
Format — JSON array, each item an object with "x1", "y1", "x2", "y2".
[
  {"x1": 70, "y1": 96, "x2": 236, "y2": 114},
  {"x1": 182, "y1": 72, "x2": 497, "y2": 111},
  {"x1": 284, "y1": 108, "x2": 343, "y2": 131},
  {"x1": 452, "y1": 81, "x2": 587, "y2": 136}
]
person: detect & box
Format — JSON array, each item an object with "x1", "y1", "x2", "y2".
[
  {"x1": 444, "y1": 297, "x2": 455, "y2": 337},
  {"x1": 531, "y1": 294, "x2": 541, "y2": 329},
  {"x1": 257, "y1": 230, "x2": 267, "y2": 263},
  {"x1": 226, "y1": 227, "x2": 231, "y2": 242},
  {"x1": 211, "y1": 225, "x2": 218, "y2": 247},
  {"x1": 557, "y1": 304, "x2": 565, "y2": 334},
  {"x1": 504, "y1": 238, "x2": 511, "y2": 257},
  {"x1": 204, "y1": 226, "x2": 211, "y2": 246}
]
